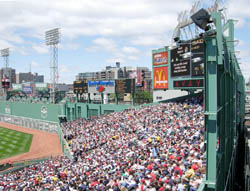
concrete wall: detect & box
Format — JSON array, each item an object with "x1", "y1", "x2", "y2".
[{"x1": 153, "y1": 90, "x2": 188, "y2": 102}]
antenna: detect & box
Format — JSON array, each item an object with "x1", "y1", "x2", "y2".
[{"x1": 45, "y1": 28, "x2": 60, "y2": 104}]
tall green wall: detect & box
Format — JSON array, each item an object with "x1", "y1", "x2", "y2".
[
  {"x1": 0, "y1": 100, "x2": 131, "y2": 122},
  {"x1": 0, "y1": 101, "x2": 64, "y2": 122},
  {"x1": 66, "y1": 102, "x2": 131, "y2": 120}
]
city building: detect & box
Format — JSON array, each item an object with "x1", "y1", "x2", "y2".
[
  {"x1": 75, "y1": 62, "x2": 152, "y2": 88},
  {"x1": 16, "y1": 72, "x2": 44, "y2": 84},
  {"x1": 76, "y1": 72, "x2": 96, "y2": 81}
]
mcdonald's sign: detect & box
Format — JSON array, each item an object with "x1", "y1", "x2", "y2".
[{"x1": 154, "y1": 66, "x2": 168, "y2": 89}]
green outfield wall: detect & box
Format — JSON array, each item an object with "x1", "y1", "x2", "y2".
[
  {"x1": 66, "y1": 102, "x2": 130, "y2": 120},
  {"x1": 0, "y1": 100, "x2": 131, "y2": 123},
  {"x1": 0, "y1": 101, "x2": 64, "y2": 122}
]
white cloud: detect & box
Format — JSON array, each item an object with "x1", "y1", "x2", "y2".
[
  {"x1": 86, "y1": 37, "x2": 117, "y2": 53},
  {"x1": 128, "y1": 55, "x2": 139, "y2": 61},
  {"x1": 131, "y1": 34, "x2": 170, "y2": 47},
  {"x1": 122, "y1": 46, "x2": 140, "y2": 54},
  {"x1": 227, "y1": 0, "x2": 250, "y2": 27},
  {"x1": 32, "y1": 44, "x2": 48, "y2": 54},
  {"x1": 0, "y1": 0, "x2": 192, "y2": 40}
]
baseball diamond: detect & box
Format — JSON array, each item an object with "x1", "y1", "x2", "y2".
[{"x1": 0, "y1": 127, "x2": 33, "y2": 160}]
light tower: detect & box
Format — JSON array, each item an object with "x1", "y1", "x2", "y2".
[
  {"x1": 0, "y1": 48, "x2": 10, "y2": 91},
  {"x1": 45, "y1": 28, "x2": 60, "y2": 104}
]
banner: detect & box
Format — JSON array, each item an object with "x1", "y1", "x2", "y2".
[
  {"x1": 12, "y1": 84, "x2": 22, "y2": 91},
  {"x1": 153, "y1": 66, "x2": 168, "y2": 89},
  {"x1": 22, "y1": 86, "x2": 33, "y2": 94},
  {"x1": 35, "y1": 83, "x2": 48, "y2": 91},
  {"x1": 88, "y1": 80, "x2": 115, "y2": 94},
  {"x1": 153, "y1": 52, "x2": 168, "y2": 66}
]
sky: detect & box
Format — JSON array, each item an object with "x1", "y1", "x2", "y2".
[{"x1": 0, "y1": 0, "x2": 249, "y2": 84}]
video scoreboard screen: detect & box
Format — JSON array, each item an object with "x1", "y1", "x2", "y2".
[
  {"x1": 170, "y1": 37, "x2": 204, "y2": 78},
  {"x1": 171, "y1": 43, "x2": 191, "y2": 77},
  {"x1": 115, "y1": 79, "x2": 135, "y2": 94},
  {"x1": 191, "y1": 38, "x2": 204, "y2": 76},
  {"x1": 73, "y1": 80, "x2": 88, "y2": 94}
]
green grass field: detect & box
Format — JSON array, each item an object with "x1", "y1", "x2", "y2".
[{"x1": 0, "y1": 127, "x2": 33, "y2": 160}]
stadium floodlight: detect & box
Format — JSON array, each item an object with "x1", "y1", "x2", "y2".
[
  {"x1": 45, "y1": 28, "x2": 60, "y2": 104},
  {"x1": 45, "y1": 28, "x2": 60, "y2": 45},
  {"x1": 1, "y1": 48, "x2": 9, "y2": 57}
]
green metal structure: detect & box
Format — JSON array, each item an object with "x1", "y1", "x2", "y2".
[
  {"x1": 202, "y1": 11, "x2": 246, "y2": 191},
  {"x1": 152, "y1": 8, "x2": 247, "y2": 190}
]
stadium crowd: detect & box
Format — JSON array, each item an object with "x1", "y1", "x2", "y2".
[{"x1": 0, "y1": 97, "x2": 205, "y2": 191}]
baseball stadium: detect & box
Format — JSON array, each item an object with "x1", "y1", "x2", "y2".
[{"x1": 0, "y1": 2, "x2": 249, "y2": 191}]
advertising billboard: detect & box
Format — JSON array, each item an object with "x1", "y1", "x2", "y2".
[
  {"x1": 153, "y1": 66, "x2": 168, "y2": 89},
  {"x1": 191, "y1": 38, "x2": 204, "y2": 76},
  {"x1": 12, "y1": 84, "x2": 22, "y2": 91},
  {"x1": 171, "y1": 43, "x2": 191, "y2": 77},
  {"x1": 153, "y1": 52, "x2": 168, "y2": 66},
  {"x1": 35, "y1": 83, "x2": 48, "y2": 91},
  {"x1": 115, "y1": 79, "x2": 135, "y2": 94},
  {"x1": 22, "y1": 86, "x2": 33, "y2": 94},
  {"x1": 173, "y1": 79, "x2": 204, "y2": 88},
  {"x1": 74, "y1": 80, "x2": 88, "y2": 94},
  {"x1": 88, "y1": 80, "x2": 115, "y2": 94}
]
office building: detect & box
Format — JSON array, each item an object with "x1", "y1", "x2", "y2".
[{"x1": 16, "y1": 72, "x2": 44, "y2": 84}]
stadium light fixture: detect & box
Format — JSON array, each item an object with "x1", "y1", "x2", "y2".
[
  {"x1": 191, "y1": 8, "x2": 211, "y2": 31},
  {"x1": 45, "y1": 28, "x2": 60, "y2": 45},
  {"x1": 1, "y1": 48, "x2": 9, "y2": 57}
]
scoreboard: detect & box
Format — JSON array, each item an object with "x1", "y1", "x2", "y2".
[
  {"x1": 191, "y1": 38, "x2": 204, "y2": 76},
  {"x1": 115, "y1": 79, "x2": 135, "y2": 94},
  {"x1": 170, "y1": 37, "x2": 204, "y2": 78},
  {"x1": 171, "y1": 43, "x2": 191, "y2": 77},
  {"x1": 73, "y1": 80, "x2": 88, "y2": 94}
]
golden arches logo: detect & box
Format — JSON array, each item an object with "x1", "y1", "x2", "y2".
[{"x1": 154, "y1": 69, "x2": 167, "y2": 87}]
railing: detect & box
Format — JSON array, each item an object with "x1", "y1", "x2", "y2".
[
  {"x1": 0, "y1": 156, "x2": 52, "y2": 175},
  {"x1": 57, "y1": 125, "x2": 73, "y2": 160}
]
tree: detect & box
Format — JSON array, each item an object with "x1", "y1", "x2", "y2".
[{"x1": 134, "y1": 91, "x2": 153, "y2": 104}]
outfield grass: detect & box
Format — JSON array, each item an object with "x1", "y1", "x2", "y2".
[{"x1": 0, "y1": 127, "x2": 33, "y2": 160}]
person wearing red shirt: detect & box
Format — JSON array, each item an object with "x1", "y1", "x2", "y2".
[
  {"x1": 191, "y1": 162, "x2": 199, "y2": 171},
  {"x1": 174, "y1": 165, "x2": 183, "y2": 176}
]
